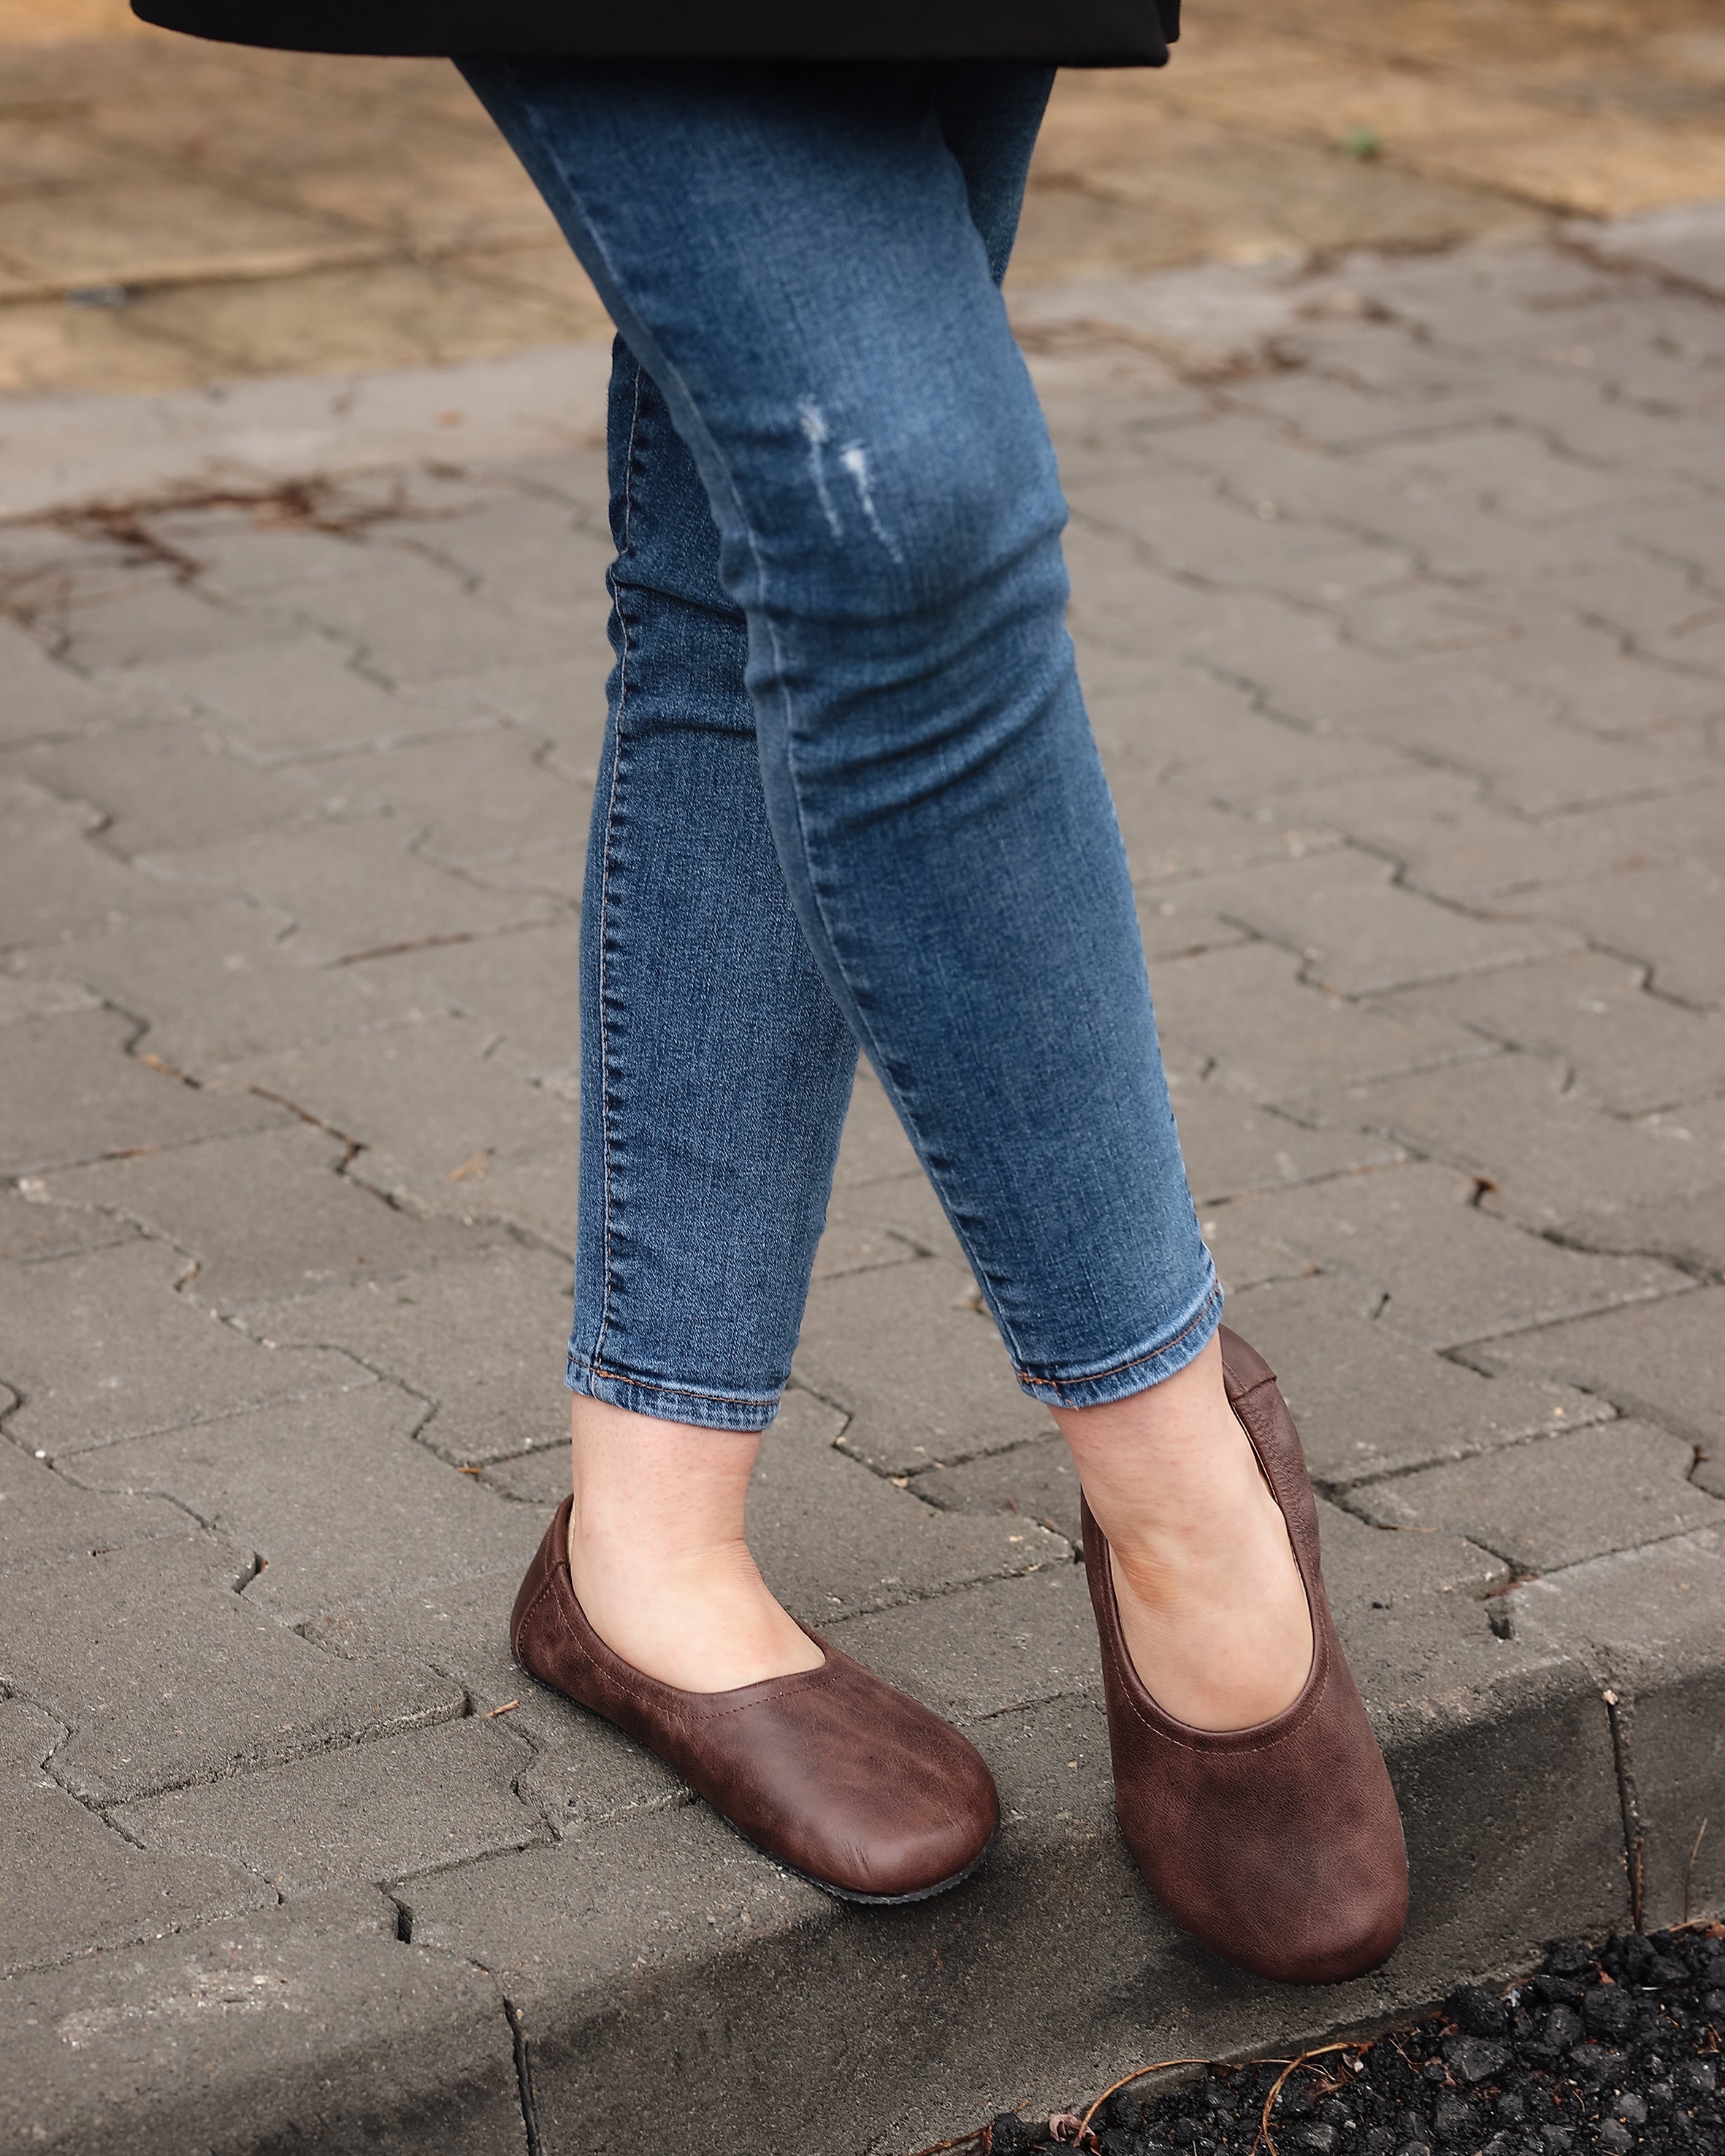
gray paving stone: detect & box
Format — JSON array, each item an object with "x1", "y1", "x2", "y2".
[
  {"x1": 123, "y1": 635, "x2": 497, "y2": 763},
  {"x1": 1175, "y1": 847, "x2": 1580, "y2": 995},
  {"x1": 1136, "y1": 884, "x2": 1250, "y2": 961},
  {"x1": 1347, "y1": 1421, "x2": 1725, "y2": 1574},
  {"x1": 0, "y1": 1443, "x2": 185, "y2": 1568},
  {"x1": 1505, "y1": 1524, "x2": 1725, "y2": 1927},
  {"x1": 1498, "y1": 546, "x2": 1718, "y2": 656},
  {"x1": 0, "y1": 1529, "x2": 461, "y2": 1806},
  {"x1": 1166, "y1": 1070, "x2": 1404, "y2": 1201},
  {"x1": 0, "y1": 773, "x2": 184, "y2": 951},
  {"x1": 793, "y1": 1257, "x2": 1048, "y2": 1477},
  {"x1": 1156, "y1": 413, "x2": 1529, "y2": 556},
  {"x1": 828, "y1": 1568, "x2": 1101, "y2": 1725},
  {"x1": 1583, "y1": 201, "x2": 1725, "y2": 301},
  {"x1": 1, "y1": 720, "x2": 327, "y2": 856},
  {"x1": 0, "y1": 618, "x2": 112, "y2": 743},
  {"x1": 1068, "y1": 466, "x2": 1418, "y2": 606},
  {"x1": 1476, "y1": 1287, "x2": 1725, "y2": 1461},
  {"x1": 0, "y1": 1888, "x2": 524, "y2": 2156},
  {"x1": 113, "y1": 1716, "x2": 546, "y2": 1895},
  {"x1": 303, "y1": 729, "x2": 589, "y2": 870},
  {"x1": 912, "y1": 1433, "x2": 1086, "y2": 1540},
  {"x1": 73, "y1": 1386, "x2": 539, "y2": 1630},
  {"x1": 341, "y1": 916, "x2": 581, "y2": 1090},
  {"x1": 0, "y1": 966, "x2": 96, "y2": 1026},
  {"x1": 1066, "y1": 537, "x2": 1317, "y2": 669},
  {"x1": 15, "y1": 895, "x2": 427, "y2": 1074},
  {"x1": 1327, "y1": 578, "x2": 1534, "y2": 659},
  {"x1": 1, "y1": 1240, "x2": 364, "y2": 1461},
  {"x1": 1107, "y1": 770, "x2": 1343, "y2": 887},
  {"x1": 1150, "y1": 938, "x2": 1489, "y2": 1102},
  {"x1": 1303, "y1": 1049, "x2": 1725, "y2": 1254},
  {"x1": 822, "y1": 1167, "x2": 965, "y2": 1270},
  {"x1": 161, "y1": 515, "x2": 397, "y2": 600},
  {"x1": 229, "y1": 1015, "x2": 581, "y2": 1223},
  {"x1": 0, "y1": 1183, "x2": 137, "y2": 1263},
  {"x1": 1272, "y1": 765, "x2": 1569, "y2": 902},
  {"x1": 1469, "y1": 627, "x2": 1725, "y2": 742},
  {"x1": 34, "y1": 1121, "x2": 497, "y2": 1311},
  {"x1": 1201, "y1": 1160, "x2": 1680, "y2": 1349},
  {"x1": 142, "y1": 817, "x2": 562, "y2": 967},
  {"x1": 1378, "y1": 779, "x2": 1725, "y2": 913},
  {"x1": 492, "y1": 1388, "x2": 1070, "y2": 1624},
  {"x1": 1516, "y1": 856, "x2": 1725, "y2": 1008},
  {"x1": 1361, "y1": 423, "x2": 1699, "y2": 532},
  {"x1": 1378, "y1": 950, "x2": 1725, "y2": 1114},
  {"x1": 429, "y1": 651, "x2": 608, "y2": 781},
  {"x1": 410, "y1": 494, "x2": 617, "y2": 623},
  {"x1": 1233, "y1": 634, "x2": 1715, "y2": 816},
  {"x1": 61, "y1": 579, "x2": 307, "y2": 676},
  {"x1": 0, "y1": 1005, "x2": 280, "y2": 1176},
  {"x1": 243, "y1": 1243, "x2": 574, "y2": 1465},
  {"x1": 398, "y1": 1132, "x2": 584, "y2": 1250},
  {"x1": 1090, "y1": 666, "x2": 1416, "y2": 807},
  {"x1": 1218, "y1": 1270, "x2": 1610, "y2": 1487},
  {"x1": 253, "y1": 550, "x2": 588, "y2": 684},
  {"x1": 301, "y1": 1564, "x2": 689, "y2": 1835},
  {"x1": 1314, "y1": 1501, "x2": 1510, "y2": 1613},
  {"x1": 809, "y1": 1208, "x2": 929, "y2": 1281},
  {"x1": 1565, "y1": 1184, "x2": 1725, "y2": 1281},
  {"x1": 1, "y1": 1698, "x2": 269, "y2": 1977},
  {"x1": 746, "y1": 1388, "x2": 1069, "y2": 1621}
]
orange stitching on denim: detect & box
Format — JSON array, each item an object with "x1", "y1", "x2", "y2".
[
  {"x1": 1014, "y1": 1282, "x2": 1221, "y2": 1395},
  {"x1": 589, "y1": 361, "x2": 646, "y2": 1374},
  {"x1": 578, "y1": 1356, "x2": 781, "y2": 1410}
]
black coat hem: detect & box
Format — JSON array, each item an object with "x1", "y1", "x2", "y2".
[{"x1": 129, "y1": 0, "x2": 1175, "y2": 65}]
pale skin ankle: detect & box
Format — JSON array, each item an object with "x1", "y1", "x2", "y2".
[
  {"x1": 1052, "y1": 1334, "x2": 1314, "y2": 1733},
  {"x1": 566, "y1": 1394, "x2": 823, "y2": 1693}
]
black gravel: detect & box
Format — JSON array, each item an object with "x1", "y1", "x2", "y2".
[{"x1": 979, "y1": 1925, "x2": 1725, "y2": 2156}]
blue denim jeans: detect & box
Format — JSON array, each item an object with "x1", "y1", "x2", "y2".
[{"x1": 461, "y1": 58, "x2": 1220, "y2": 1430}]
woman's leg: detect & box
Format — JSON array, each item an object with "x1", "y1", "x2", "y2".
[
  {"x1": 467, "y1": 58, "x2": 1308, "y2": 1723},
  {"x1": 562, "y1": 343, "x2": 852, "y2": 1686}
]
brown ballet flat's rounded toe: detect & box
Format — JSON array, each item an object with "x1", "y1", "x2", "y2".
[
  {"x1": 1084, "y1": 1326, "x2": 1409, "y2": 1986},
  {"x1": 509, "y1": 1497, "x2": 998, "y2": 1903}
]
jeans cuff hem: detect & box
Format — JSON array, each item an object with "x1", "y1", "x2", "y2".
[
  {"x1": 1011, "y1": 1270, "x2": 1223, "y2": 1409},
  {"x1": 565, "y1": 1352, "x2": 782, "y2": 1432}
]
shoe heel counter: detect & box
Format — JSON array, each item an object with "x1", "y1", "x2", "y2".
[{"x1": 510, "y1": 1497, "x2": 573, "y2": 1665}]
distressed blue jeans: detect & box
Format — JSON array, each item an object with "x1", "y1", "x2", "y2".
[{"x1": 462, "y1": 58, "x2": 1220, "y2": 1431}]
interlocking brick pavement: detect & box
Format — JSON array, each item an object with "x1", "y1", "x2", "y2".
[{"x1": 3, "y1": 212, "x2": 1724, "y2": 2155}]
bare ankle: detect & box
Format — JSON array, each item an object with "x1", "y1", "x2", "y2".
[{"x1": 564, "y1": 1395, "x2": 822, "y2": 1692}]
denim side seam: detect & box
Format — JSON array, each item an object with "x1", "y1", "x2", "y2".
[
  {"x1": 1011, "y1": 1264, "x2": 1223, "y2": 1409},
  {"x1": 474, "y1": 69, "x2": 1009, "y2": 1375},
  {"x1": 565, "y1": 1349, "x2": 782, "y2": 1433},
  {"x1": 586, "y1": 360, "x2": 648, "y2": 1376}
]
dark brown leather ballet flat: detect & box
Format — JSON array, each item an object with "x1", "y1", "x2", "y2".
[
  {"x1": 510, "y1": 1497, "x2": 1000, "y2": 1903},
  {"x1": 1083, "y1": 1326, "x2": 1409, "y2": 1984}
]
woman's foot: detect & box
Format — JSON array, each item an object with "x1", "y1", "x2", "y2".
[
  {"x1": 1053, "y1": 1332, "x2": 1313, "y2": 1730},
  {"x1": 565, "y1": 1394, "x2": 822, "y2": 1693}
]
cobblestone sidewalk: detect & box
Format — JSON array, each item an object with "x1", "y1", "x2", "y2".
[{"x1": 4, "y1": 209, "x2": 1724, "y2": 2156}]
